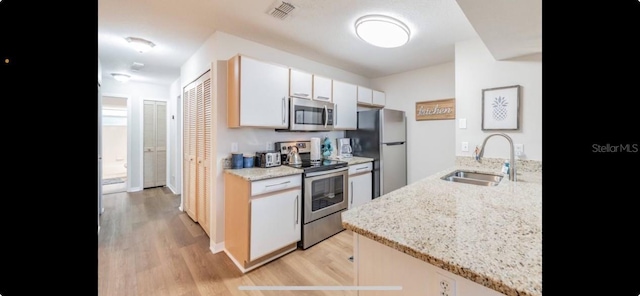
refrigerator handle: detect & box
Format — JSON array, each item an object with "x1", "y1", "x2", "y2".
[{"x1": 384, "y1": 142, "x2": 405, "y2": 146}]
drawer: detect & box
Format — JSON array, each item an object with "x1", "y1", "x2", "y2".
[
  {"x1": 251, "y1": 174, "x2": 302, "y2": 196},
  {"x1": 349, "y1": 162, "x2": 373, "y2": 175}
]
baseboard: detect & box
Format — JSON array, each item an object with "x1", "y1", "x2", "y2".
[
  {"x1": 223, "y1": 246, "x2": 296, "y2": 274},
  {"x1": 167, "y1": 183, "x2": 178, "y2": 194},
  {"x1": 210, "y1": 242, "x2": 225, "y2": 253},
  {"x1": 128, "y1": 186, "x2": 143, "y2": 192},
  {"x1": 224, "y1": 249, "x2": 248, "y2": 273}
]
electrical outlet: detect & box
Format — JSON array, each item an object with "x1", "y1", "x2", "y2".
[
  {"x1": 436, "y1": 273, "x2": 456, "y2": 296},
  {"x1": 515, "y1": 144, "x2": 524, "y2": 156},
  {"x1": 461, "y1": 142, "x2": 469, "y2": 152},
  {"x1": 266, "y1": 142, "x2": 273, "y2": 151}
]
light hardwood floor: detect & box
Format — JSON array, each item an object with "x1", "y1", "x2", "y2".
[{"x1": 98, "y1": 187, "x2": 357, "y2": 296}]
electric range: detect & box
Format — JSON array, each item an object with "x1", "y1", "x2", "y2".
[{"x1": 274, "y1": 140, "x2": 349, "y2": 249}]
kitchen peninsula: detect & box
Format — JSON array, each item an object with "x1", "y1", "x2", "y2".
[{"x1": 342, "y1": 157, "x2": 542, "y2": 296}]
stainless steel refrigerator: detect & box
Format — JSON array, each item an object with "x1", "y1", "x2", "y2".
[{"x1": 346, "y1": 109, "x2": 407, "y2": 198}]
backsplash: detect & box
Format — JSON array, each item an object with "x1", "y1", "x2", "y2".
[{"x1": 456, "y1": 156, "x2": 542, "y2": 173}]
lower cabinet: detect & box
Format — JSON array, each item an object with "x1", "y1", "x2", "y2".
[
  {"x1": 348, "y1": 162, "x2": 373, "y2": 209},
  {"x1": 250, "y1": 190, "x2": 301, "y2": 261},
  {"x1": 224, "y1": 173, "x2": 302, "y2": 273}
]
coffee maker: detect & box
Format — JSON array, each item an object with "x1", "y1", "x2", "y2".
[{"x1": 337, "y1": 138, "x2": 353, "y2": 158}]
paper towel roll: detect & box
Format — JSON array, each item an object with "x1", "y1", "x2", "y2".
[{"x1": 310, "y1": 137, "x2": 321, "y2": 162}]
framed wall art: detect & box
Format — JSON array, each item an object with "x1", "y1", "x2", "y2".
[{"x1": 482, "y1": 85, "x2": 520, "y2": 130}]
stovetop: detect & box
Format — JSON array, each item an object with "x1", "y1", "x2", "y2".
[{"x1": 286, "y1": 158, "x2": 348, "y2": 173}]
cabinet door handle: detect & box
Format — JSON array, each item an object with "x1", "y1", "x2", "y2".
[
  {"x1": 265, "y1": 181, "x2": 290, "y2": 188},
  {"x1": 317, "y1": 96, "x2": 330, "y2": 100},
  {"x1": 282, "y1": 97, "x2": 286, "y2": 124},
  {"x1": 350, "y1": 181, "x2": 354, "y2": 205},
  {"x1": 293, "y1": 92, "x2": 309, "y2": 97},
  {"x1": 295, "y1": 195, "x2": 299, "y2": 225},
  {"x1": 356, "y1": 167, "x2": 369, "y2": 171}
]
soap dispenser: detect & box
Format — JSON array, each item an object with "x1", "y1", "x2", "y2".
[{"x1": 501, "y1": 160, "x2": 510, "y2": 176}]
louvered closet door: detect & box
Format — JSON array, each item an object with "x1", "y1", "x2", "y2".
[
  {"x1": 144, "y1": 101, "x2": 167, "y2": 188},
  {"x1": 182, "y1": 84, "x2": 198, "y2": 221},
  {"x1": 156, "y1": 101, "x2": 167, "y2": 186},
  {"x1": 143, "y1": 101, "x2": 157, "y2": 188},
  {"x1": 182, "y1": 87, "x2": 191, "y2": 218},
  {"x1": 197, "y1": 77, "x2": 212, "y2": 236}
]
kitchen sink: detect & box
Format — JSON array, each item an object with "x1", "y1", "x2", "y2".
[{"x1": 441, "y1": 170, "x2": 503, "y2": 186}]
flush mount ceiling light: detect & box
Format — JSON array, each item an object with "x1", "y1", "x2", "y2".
[
  {"x1": 355, "y1": 15, "x2": 410, "y2": 48},
  {"x1": 125, "y1": 37, "x2": 156, "y2": 53},
  {"x1": 111, "y1": 73, "x2": 131, "y2": 82}
]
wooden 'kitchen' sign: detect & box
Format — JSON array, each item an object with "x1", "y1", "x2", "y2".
[{"x1": 415, "y1": 98, "x2": 455, "y2": 121}]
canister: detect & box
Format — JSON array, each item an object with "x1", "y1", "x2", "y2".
[
  {"x1": 231, "y1": 153, "x2": 244, "y2": 169},
  {"x1": 243, "y1": 155, "x2": 254, "y2": 168}
]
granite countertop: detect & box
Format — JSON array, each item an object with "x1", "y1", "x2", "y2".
[
  {"x1": 224, "y1": 166, "x2": 303, "y2": 181},
  {"x1": 328, "y1": 156, "x2": 374, "y2": 165},
  {"x1": 342, "y1": 158, "x2": 542, "y2": 296}
]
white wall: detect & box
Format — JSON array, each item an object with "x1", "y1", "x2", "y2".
[
  {"x1": 168, "y1": 78, "x2": 182, "y2": 195},
  {"x1": 101, "y1": 79, "x2": 170, "y2": 191},
  {"x1": 181, "y1": 30, "x2": 372, "y2": 248},
  {"x1": 455, "y1": 38, "x2": 542, "y2": 160},
  {"x1": 371, "y1": 62, "x2": 456, "y2": 183}
]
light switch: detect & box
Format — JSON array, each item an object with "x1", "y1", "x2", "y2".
[
  {"x1": 459, "y1": 118, "x2": 467, "y2": 129},
  {"x1": 231, "y1": 142, "x2": 238, "y2": 152},
  {"x1": 461, "y1": 142, "x2": 469, "y2": 152}
]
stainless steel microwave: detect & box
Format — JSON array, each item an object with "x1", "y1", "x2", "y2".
[{"x1": 286, "y1": 97, "x2": 334, "y2": 131}]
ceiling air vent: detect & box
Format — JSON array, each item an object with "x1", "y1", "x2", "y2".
[
  {"x1": 268, "y1": 1, "x2": 295, "y2": 20},
  {"x1": 130, "y1": 62, "x2": 145, "y2": 72}
]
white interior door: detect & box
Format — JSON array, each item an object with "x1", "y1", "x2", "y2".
[{"x1": 143, "y1": 100, "x2": 168, "y2": 188}]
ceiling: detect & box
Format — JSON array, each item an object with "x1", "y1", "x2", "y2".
[{"x1": 98, "y1": 0, "x2": 541, "y2": 86}]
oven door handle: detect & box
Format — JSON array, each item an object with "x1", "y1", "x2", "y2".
[{"x1": 304, "y1": 166, "x2": 348, "y2": 178}]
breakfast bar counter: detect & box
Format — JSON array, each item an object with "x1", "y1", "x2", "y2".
[{"x1": 342, "y1": 157, "x2": 542, "y2": 296}]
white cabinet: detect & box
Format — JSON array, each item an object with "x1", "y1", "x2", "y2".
[
  {"x1": 224, "y1": 172, "x2": 302, "y2": 272},
  {"x1": 250, "y1": 190, "x2": 301, "y2": 261},
  {"x1": 348, "y1": 162, "x2": 373, "y2": 209},
  {"x1": 357, "y1": 86, "x2": 386, "y2": 107},
  {"x1": 357, "y1": 86, "x2": 372, "y2": 104},
  {"x1": 289, "y1": 68, "x2": 312, "y2": 99},
  {"x1": 373, "y1": 90, "x2": 386, "y2": 106},
  {"x1": 227, "y1": 55, "x2": 289, "y2": 128},
  {"x1": 313, "y1": 75, "x2": 332, "y2": 101},
  {"x1": 332, "y1": 80, "x2": 357, "y2": 130}
]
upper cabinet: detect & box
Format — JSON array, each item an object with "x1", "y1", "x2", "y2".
[
  {"x1": 228, "y1": 55, "x2": 289, "y2": 128},
  {"x1": 372, "y1": 90, "x2": 386, "y2": 106},
  {"x1": 357, "y1": 86, "x2": 372, "y2": 104},
  {"x1": 358, "y1": 86, "x2": 385, "y2": 107},
  {"x1": 290, "y1": 70, "x2": 332, "y2": 102},
  {"x1": 332, "y1": 80, "x2": 357, "y2": 130},
  {"x1": 289, "y1": 69, "x2": 312, "y2": 99},
  {"x1": 312, "y1": 75, "x2": 332, "y2": 101}
]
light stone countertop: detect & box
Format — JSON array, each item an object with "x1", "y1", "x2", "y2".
[
  {"x1": 224, "y1": 166, "x2": 303, "y2": 181},
  {"x1": 342, "y1": 160, "x2": 542, "y2": 296}
]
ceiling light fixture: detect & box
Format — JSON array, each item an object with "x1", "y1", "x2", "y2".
[
  {"x1": 125, "y1": 37, "x2": 156, "y2": 53},
  {"x1": 111, "y1": 73, "x2": 131, "y2": 82},
  {"x1": 355, "y1": 15, "x2": 410, "y2": 48}
]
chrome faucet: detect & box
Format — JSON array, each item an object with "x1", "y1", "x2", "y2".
[{"x1": 477, "y1": 133, "x2": 516, "y2": 181}]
